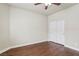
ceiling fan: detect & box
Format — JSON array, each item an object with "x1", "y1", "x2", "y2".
[{"x1": 34, "y1": 3, "x2": 61, "y2": 10}]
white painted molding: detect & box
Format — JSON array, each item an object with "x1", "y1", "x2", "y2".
[
  {"x1": 0, "y1": 41, "x2": 79, "y2": 54},
  {"x1": 0, "y1": 48, "x2": 10, "y2": 54},
  {"x1": 0, "y1": 40, "x2": 47, "y2": 54},
  {"x1": 49, "y1": 40, "x2": 64, "y2": 45},
  {"x1": 65, "y1": 45, "x2": 79, "y2": 51},
  {"x1": 49, "y1": 40, "x2": 79, "y2": 51}
]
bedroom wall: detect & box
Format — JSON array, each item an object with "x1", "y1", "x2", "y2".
[
  {"x1": 48, "y1": 4, "x2": 79, "y2": 50},
  {"x1": 0, "y1": 3, "x2": 79, "y2": 53},
  {"x1": 0, "y1": 4, "x2": 9, "y2": 51},
  {"x1": 9, "y1": 6, "x2": 48, "y2": 46}
]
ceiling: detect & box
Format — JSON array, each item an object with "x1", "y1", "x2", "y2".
[{"x1": 8, "y1": 3, "x2": 76, "y2": 16}]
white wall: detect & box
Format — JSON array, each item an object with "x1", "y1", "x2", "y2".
[
  {"x1": 1, "y1": 3, "x2": 79, "y2": 52},
  {"x1": 9, "y1": 6, "x2": 48, "y2": 46},
  {"x1": 48, "y1": 4, "x2": 79, "y2": 50},
  {"x1": 0, "y1": 4, "x2": 9, "y2": 51}
]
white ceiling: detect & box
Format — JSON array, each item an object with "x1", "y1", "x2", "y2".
[{"x1": 8, "y1": 3, "x2": 76, "y2": 16}]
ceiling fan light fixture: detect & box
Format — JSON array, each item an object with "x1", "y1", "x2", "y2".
[{"x1": 34, "y1": 3, "x2": 61, "y2": 10}]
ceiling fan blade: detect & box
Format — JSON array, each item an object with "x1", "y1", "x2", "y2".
[
  {"x1": 34, "y1": 3, "x2": 42, "y2": 5},
  {"x1": 45, "y1": 6, "x2": 48, "y2": 10},
  {"x1": 52, "y1": 3, "x2": 61, "y2": 5}
]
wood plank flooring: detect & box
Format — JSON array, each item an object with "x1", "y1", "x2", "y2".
[{"x1": 0, "y1": 41, "x2": 79, "y2": 56}]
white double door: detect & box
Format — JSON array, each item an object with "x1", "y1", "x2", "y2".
[{"x1": 48, "y1": 20, "x2": 64, "y2": 45}]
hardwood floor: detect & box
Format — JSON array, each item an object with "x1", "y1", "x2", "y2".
[{"x1": 0, "y1": 41, "x2": 79, "y2": 56}]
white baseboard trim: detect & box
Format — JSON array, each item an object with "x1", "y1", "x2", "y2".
[
  {"x1": 0, "y1": 48, "x2": 10, "y2": 54},
  {"x1": 65, "y1": 45, "x2": 79, "y2": 51},
  {"x1": 49, "y1": 40, "x2": 79, "y2": 51},
  {"x1": 0, "y1": 41, "x2": 79, "y2": 54},
  {"x1": 49, "y1": 40, "x2": 64, "y2": 45},
  {"x1": 0, "y1": 40, "x2": 47, "y2": 54}
]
